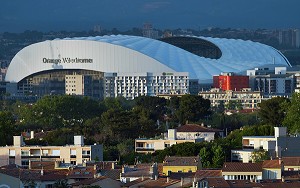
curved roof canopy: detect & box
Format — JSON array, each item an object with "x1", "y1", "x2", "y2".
[{"x1": 6, "y1": 35, "x2": 291, "y2": 83}]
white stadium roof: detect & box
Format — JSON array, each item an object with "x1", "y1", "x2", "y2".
[{"x1": 6, "y1": 35, "x2": 291, "y2": 83}]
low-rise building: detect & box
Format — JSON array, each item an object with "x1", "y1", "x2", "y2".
[
  {"x1": 135, "y1": 124, "x2": 223, "y2": 153},
  {"x1": 120, "y1": 163, "x2": 159, "y2": 183},
  {"x1": 163, "y1": 156, "x2": 201, "y2": 175},
  {"x1": 0, "y1": 135, "x2": 103, "y2": 167},
  {"x1": 262, "y1": 159, "x2": 283, "y2": 180},
  {"x1": 222, "y1": 162, "x2": 263, "y2": 181},
  {"x1": 231, "y1": 127, "x2": 296, "y2": 163}
]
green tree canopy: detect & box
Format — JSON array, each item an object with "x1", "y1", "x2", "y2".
[
  {"x1": 176, "y1": 95, "x2": 211, "y2": 124},
  {"x1": 0, "y1": 111, "x2": 16, "y2": 146},
  {"x1": 283, "y1": 93, "x2": 300, "y2": 133},
  {"x1": 251, "y1": 149, "x2": 270, "y2": 163},
  {"x1": 258, "y1": 97, "x2": 289, "y2": 126},
  {"x1": 20, "y1": 95, "x2": 104, "y2": 130}
]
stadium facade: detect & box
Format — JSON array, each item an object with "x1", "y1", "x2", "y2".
[{"x1": 5, "y1": 35, "x2": 291, "y2": 99}]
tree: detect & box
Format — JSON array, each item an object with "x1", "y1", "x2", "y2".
[
  {"x1": 283, "y1": 93, "x2": 300, "y2": 133},
  {"x1": 258, "y1": 97, "x2": 288, "y2": 126},
  {"x1": 211, "y1": 145, "x2": 225, "y2": 168},
  {"x1": 251, "y1": 149, "x2": 270, "y2": 163},
  {"x1": 176, "y1": 95, "x2": 211, "y2": 124},
  {"x1": 20, "y1": 95, "x2": 103, "y2": 130},
  {"x1": 101, "y1": 108, "x2": 139, "y2": 142},
  {"x1": 0, "y1": 111, "x2": 16, "y2": 146},
  {"x1": 199, "y1": 147, "x2": 211, "y2": 168}
]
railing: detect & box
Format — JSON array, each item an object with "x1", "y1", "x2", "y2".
[{"x1": 135, "y1": 147, "x2": 155, "y2": 151}]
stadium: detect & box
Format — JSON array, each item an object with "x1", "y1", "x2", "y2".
[{"x1": 5, "y1": 35, "x2": 291, "y2": 99}]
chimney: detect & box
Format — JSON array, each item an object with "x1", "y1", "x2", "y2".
[
  {"x1": 55, "y1": 161, "x2": 60, "y2": 169},
  {"x1": 30, "y1": 131, "x2": 34, "y2": 139},
  {"x1": 112, "y1": 162, "x2": 115, "y2": 169},
  {"x1": 28, "y1": 160, "x2": 31, "y2": 169},
  {"x1": 74, "y1": 135, "x2": 84, "y2": 146},
  {"x1": 13, "y1": 136, "x2": 24, "y2": 147},
  {"x1": 167, "y1": 177, "x2": 169, "y2": 183},
  {"x1": 167, "y1": 129, "x2": 177, "y2": 140},
  {"x1": 41, "y1": 167, "x2": 44, "y2": 176}
]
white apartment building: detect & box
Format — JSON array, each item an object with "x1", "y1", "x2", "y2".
[
  {"x1": 104, "y1": 72, "x2": 189, "y2": 99},
  {"x1": 0, "y1": 135, "x2": 103, "y2": 168},
  {"x1": 135, "y1": 124, "x2": 222, "y2": 153},
  {"x1": 231, "y1": 127, "x2": 300, "y2": 163},
  {"x1": 247, "y1": 67, "x2": 294, "y2": 97}
]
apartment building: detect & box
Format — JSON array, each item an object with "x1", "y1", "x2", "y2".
[
  {"x1": 247, "y1": 67, "x2": 294, "y2": 97},
  {"x1": 135, "y1": 124, "x2": 222, "y2": 153},
  {"x1": 199, "y1": 88, "x2": 264, "y2": 109},
  {"x1": 0, "y1": 135, "x2": 103, "y2": 167},
  {"x1": 213, "y1": 72, "x2": 249, "y2": 91},
  {"x1": 104, "y1": 72, "x2": 189, "y2": 99},
  {"x1": 231, "y1": 127, "x2": 300, "y2": 163}
]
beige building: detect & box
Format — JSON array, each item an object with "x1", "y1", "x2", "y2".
[
  {"x1": 65, "y1": 74, "x2": 84, "y2": 95},
  {"x1": 262, "y1": 159, "x2": 283, "y2": 180},
  {"x1": 135, "y1": 124, "x2": 222, "y2": 153},
  {"x1": 199, "y1": 88, "x2": 264, "y2": 109},
  {"x1": 0, "y1": 135, "x2": 103, "y2": 167}
]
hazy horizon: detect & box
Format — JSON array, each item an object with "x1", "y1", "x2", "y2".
[{"x1": 0, "y1": 0, "x2": 299, "y2": 32}]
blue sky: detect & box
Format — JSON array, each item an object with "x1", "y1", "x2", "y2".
[{"x1": 0, "y1": 0, "x2": 299, "y2": 32}]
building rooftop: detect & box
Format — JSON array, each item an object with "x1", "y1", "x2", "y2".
[
  {"x1": 164, "y1": 156, "x2": 200, "y2": 167},
  {"x1": 176, "y1": 124, "x2": 222, "y2": 133},
  {"x1": 282, "y1": 157, "x2": 300, "y2": 166},
  {"x1": 222, "y1": 162, "x2": 262, "y2": 172},
  {"x1": 262, "y1": 160, "x2": 282, "y2": 169}
]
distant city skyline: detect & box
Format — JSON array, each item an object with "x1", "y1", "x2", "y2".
[{"x1": 0, "y1": 0, "x2": 299, "y2": 32}]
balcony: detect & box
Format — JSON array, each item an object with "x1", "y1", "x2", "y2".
[
  {"x1": 242, "y1": 145, "x2": 254, "y2": 149},
  {"x1": 135, "y1": 147, "x2": 155, "y2": 152}
]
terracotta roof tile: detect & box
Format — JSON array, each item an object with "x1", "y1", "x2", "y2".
[
  {"x1": 164, "y1": 156, "x2": 200, "y2": 166},
  {"x1": 282, "y1": 157, "x2": 300, "y2": 166},
  {"x1": 68, "y1": 166, "x2": 96, "y2": 179},
  {"x1": 0, "y1": 167, "x2": 68, "y2": 181},
  {"x1": 140, "y1": 177, "x2": 180, "y2": 188},
  {"x1": 100, "y1": 169, "x2": 122, "y2": 180},
  {"x1": 195, "y1": 169, "x2": 222, "y2": 178},
  {"x1": 123, "y1": 177, "x2": 151, "y2": 187},
  {"x1": 71, "y1": 177, "x2": 108, "y2": 186},
  {"x1": 177, "y1": 124, "x2": 222, "y2": 132},
  {"x1": 203, "y1": 177, "x2": 231, "y2": 188},
  {"x1": 222, "y1": 162, "x2": 262, "y2": 172},
  {"x1": 227, "y1": 180, "x2": 261, "y2": 187},
  {"x1": 30, "y1": 161, "x2": 55, "y2": 170},
  {"x1": 263, "y1": 160, "x2": 281, "y2": 169}
]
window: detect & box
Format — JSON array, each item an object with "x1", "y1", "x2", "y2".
[
  {"x1": 21, "y1": 160, "x2": 29, "y2": 166},
  {"x1": 52, "y1": 150, "x2": 60, "y2": 156},
  {"x1": 137, "y1": 143, "x2": 143, "y2": 148},
  {"x1": 71, "y1": 149, "x2": 76, "y2": 155},
  {"x1": 21, "y1": 150, "x2": 29, "y2": 156},
  {"x1": 9, "y1": 150, "x2": 15, "y2": 156}
]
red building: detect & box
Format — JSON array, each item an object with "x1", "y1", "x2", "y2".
[{"x1": 213, "y1": 73, "x2": 249, "y2": 91}]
